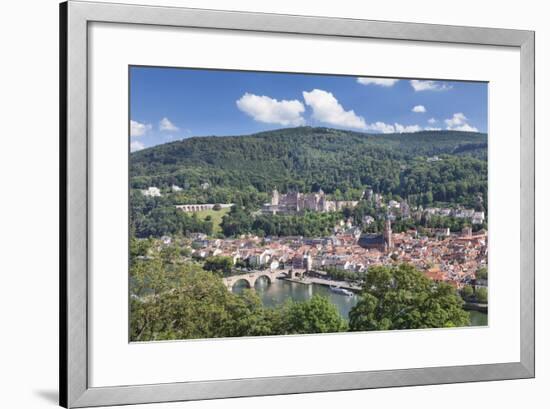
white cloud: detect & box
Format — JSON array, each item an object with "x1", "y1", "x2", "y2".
[
  {"x1": 236, "y1": 93, "x2": 305, "y2": 126},
  {"x1": 424, "y1": 126, "x2": 442, "y2": 131},
  {"x1": 365, "y1": 121, "x2": 422, "y2": 134},
  {"x1": 159, "y1": 117, "x2": 179, "y2": 132},
  {"x1": 130, "y1": 120, "x2": 152, "y2": 137},
  {"x1": 444, "y1": 112, "x2": 479, "y2": 132},
  {"x1": 428, "y1": 117, "x2": 437, "y2": 124},
  {"x1": 302, "y1": 89, "x2": 366, "y2": 130},
  {"x1": 357, "y1": 77, "x2": 399, "y2": 87},
  {"x1": 450, "y1": 123, "x2": 479, "y2": 132},
  {"x1": 130, "y1": 141, "x2": 145, "y2": 152},
  {"x1": 365, "y1": 122, "x2": 396, "y2": 134},
  {"x1": 445, "y1": 112, "x2": 467, "y2": 126},
  {"x1": 394, "y1": 123, "x2": 422, "y2": 133},
  {"x1": 410, "y1": 80, "x2": 452, "y2": 92},
  {"x1": 412, "y1": 105, "x2": 426, "y2": 113}
]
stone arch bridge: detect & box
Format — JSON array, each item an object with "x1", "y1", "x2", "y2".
[
  {"x1": 223, "y1": 270, "x2": 289, "y2": 290},
  {"x1": 176, "y1": 203, "x2": 233, "y2": 213}
]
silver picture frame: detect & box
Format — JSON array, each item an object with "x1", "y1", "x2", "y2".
[{"x1": 60, "y1": 1, "x2": 535, "y2": 407}]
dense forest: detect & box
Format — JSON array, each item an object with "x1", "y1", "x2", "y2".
[{"x1": 130, "y1": 127, "x2": 488, "y2": 238}]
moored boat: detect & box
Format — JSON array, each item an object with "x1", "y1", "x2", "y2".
[{"x1": 329, "y1": 286, "x2": 354, "y2": 296}]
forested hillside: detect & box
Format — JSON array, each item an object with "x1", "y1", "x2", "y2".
[
  {"x1": 131, "y1": 127, "x2": 486, "y2": 200},
  {"x1": 130, "y1": 127, "x2": 488, "y2": 238}
]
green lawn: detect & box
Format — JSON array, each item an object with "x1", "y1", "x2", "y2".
[{"x1": 194, "y1": 207, "x2": 230, "y2": 235}]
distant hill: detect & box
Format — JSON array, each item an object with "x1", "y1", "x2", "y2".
[
  {"x1": 130, "y1": 127, "x2": 487, "y2": 207},
  {"x1": 131, "y1": 127, "x2": 487, "y2": 170}
]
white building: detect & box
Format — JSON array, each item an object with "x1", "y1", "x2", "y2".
[
  {"x1": 142, "y1": 186, "x2": 161, "y2": 197},
  {"x1": 440, "y1": 208, "x2": 452, "y2": 217},
  {"x1": 472, "y1": 211, "x2": 485, "y2": 225},
  {"x1": 388, "y1": 200, "x2": 400, "y2": 209},
  {"x1": 249, "y1": 250, "x2": 271, "y2": 267}
]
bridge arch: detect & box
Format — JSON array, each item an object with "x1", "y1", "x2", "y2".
[
  {"x1": 223, "y1": 270, "x2": 286, "y2": 291},
  {"x1": 253, "y1": 274, "x2": 272, "y2": 288},
  {"x1": 231, "y1": 278, "x2": 252, "y2": 289}
]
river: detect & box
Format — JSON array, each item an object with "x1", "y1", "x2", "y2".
[{"x1": 233, "y1": 277, "x2": 487, "y2": 326}]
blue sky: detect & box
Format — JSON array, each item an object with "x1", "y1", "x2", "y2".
[{"x1": 130, "y1": 66, "x2": 488, "y2": 151}]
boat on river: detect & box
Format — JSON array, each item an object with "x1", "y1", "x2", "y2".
[{"x1": 329, "y1": 286, "x2": 354, "y2": 296}]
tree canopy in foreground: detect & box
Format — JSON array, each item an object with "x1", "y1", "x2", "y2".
[{"x1": 349, "y1": 264, "x2": 470, "y2": 331}]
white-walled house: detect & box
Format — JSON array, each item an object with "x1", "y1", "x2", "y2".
[{"x1": 249, "y1": 250, "x2": 271, "y2": 267}]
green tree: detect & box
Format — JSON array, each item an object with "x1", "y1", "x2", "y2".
[
  {"x1": 475, "y1": 287, "x2": 488, "y2": 304},
  {"x1": 203, "y1": 256, "x2": 233, "y2": 275},
  {"x1": 218, "y1": 289, "x2": 278, "y2": 337},
  {"x1": 129, "y1": 237, "x2": 153, "y2": 260},
  {"x1": 130, "y1": 258, "x2": 274, "y2": 341},
  {"x1": 349, "y1": 264, "x2": 469, "y2": 331},
  {"x1": 460, "y1": 285, "x2": 474, "y2": 300},
  {"x1": 476, "y1": 266, "x2": 488, "y2": 281},
  {"x1": 277, "y1": 295, "x2": 347, "y2": 334},
  {"x1": 160, "y1": 245, "x2": 182, "y2": 265}
]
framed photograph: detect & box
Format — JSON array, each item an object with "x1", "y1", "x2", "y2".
[{"x1": 60, "y1": 1, "x2": 534, "y2": 407}]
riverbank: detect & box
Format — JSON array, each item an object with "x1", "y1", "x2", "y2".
[
  {"x1": 282, "y1": 276, "x2": 361, "y2": 292},
  {"x1": 283, "y1": 277, "x2": 311, "y2": 285},
  {"x1": 464, "y1": 302, "x2": 488, "y2": 313}
]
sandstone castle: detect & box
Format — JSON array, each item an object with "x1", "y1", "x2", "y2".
[{"x1": 261, "y1": 189, "x2": 359, "y2": 215}]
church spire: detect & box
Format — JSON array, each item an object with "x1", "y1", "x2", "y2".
[{"x1": 384, "y1": 218, "x2": 393, "y2": 249}]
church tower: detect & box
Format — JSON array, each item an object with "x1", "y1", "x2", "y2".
[{"x1": 383, "y1": 218, "x2": 393, "y2": 249}]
